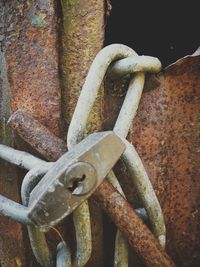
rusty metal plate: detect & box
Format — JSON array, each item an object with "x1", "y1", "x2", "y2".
[{"x1": 104, "y1": 52, "x2": 200, "y2": 267}]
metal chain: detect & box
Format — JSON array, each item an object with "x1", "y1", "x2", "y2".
[
  {"x1": 0, "y1": 145, "x2": 67, "y2": 266},
  {"x1": 67, "y1": 44, "x2": 165, "y2": 267},
  {"x1": 0, "y1": 44, "x2": 165, "y2": 267},
  {"x1": 0, "y1": 143, "x2": 146, "y2": 267}
]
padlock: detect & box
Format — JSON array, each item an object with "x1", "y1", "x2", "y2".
[{"x1": 27, "y1": 131, "x2": 125, "y2": 230}]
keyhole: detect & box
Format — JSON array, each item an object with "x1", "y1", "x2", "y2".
[{"x1": 67, "y1": 174, "x2": 86, "y2": 193}]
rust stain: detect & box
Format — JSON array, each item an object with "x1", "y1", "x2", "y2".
[{"x1": 104, "y1": 54, "x2": 200, "y2": 267}]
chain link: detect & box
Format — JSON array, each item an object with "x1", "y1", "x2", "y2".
[
  {"x1": 67, "y1": 44, "x2": 165, "y2": 266},
  {"x1": 0, "y1": 44, "x2": 165, "y2": 267}
]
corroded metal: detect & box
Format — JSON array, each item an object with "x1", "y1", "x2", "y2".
[
  {"x1": 104, "y1": 53, "x2": 200, "y2": 267},
  {"x1": 130, "y1": 54, "x2": 200, "y2": 267},
  {"x1": 1, "y1": 0, "x2": 61, "y2": 265},
  {"x1": 9, "y1": 111, "x2": 176, "y2": 267},
  {"x1": 61, "y1": 2, "x2": 105, "y2": 264},
  {"x1": 8, "y1": 110, "x2": 66, "y2": 161},
  {"x1": 67, "y1": 43, "x2": 165, "y2": 267},
  {"x1": 93, "y1": 181, "x2": 176, "y2": 267},
  {"x1": 4, "y1": 0, "x2": 61, "y2": 137},
  {"x1": 0, "y1": 17, "x2": 25, "y2": 267},
  {"x1": 61, "y1": 0, "x2": 105, "y2": 128}
]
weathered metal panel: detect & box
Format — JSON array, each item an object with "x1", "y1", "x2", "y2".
[
  {"x1": 104, "y1": 54, "x2": 200, "y2": 267},
  {"x1": 0, "y1": 0, "x2": 61, "y2": 266},
  {"x1": 4, "y1": 0, "x2": 61, "y2": 137},
  {"x1": 61, "y1": 1, "x2": 105, "y2": 266},
  {"x1": 0, "y1": 50, "x2": 25, "y2": 267}
]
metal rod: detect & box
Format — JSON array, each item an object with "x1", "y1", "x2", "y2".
[
  {"x1": 67, "y1": 44, "x2": 136, "y2": 148},
  {"x1": 93, "y1": 181, "x2": 176, "y2": 267},
  {"x1": 66, "y1": 42, "x2": 165, "y2": 267},
  {"x1": 107, "y1": 170, "x2": 129, "y2": 267},
  {"x1": 108, "y1": 55, "x2": 161, "y2": 78},
  {"x1": 0, "y1": 195, "x2": 31, "y2": 225},
  {"x1": 21, "y1": 167, "x2": 53, "y2": 267},
  {"x1": 8, "y1": 110, "x2": 176, "y2": 267},
  {"x1": 122, "y1": 138, "x2": 166, "y2": 246},
  {"x1": 113, "y1": 72, "x2": 145, "y2": 138},
  {"x1": 66, "y1": 44, "x2": 137, "y2": 267},
  {"x1": 0, "y1": 144, "x2": 46, "y2": 170},
  {"x1": 7, "y1": 109, "x2": 67, "y2": 161}
]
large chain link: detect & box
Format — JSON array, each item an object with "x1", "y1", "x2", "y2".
[
  {"x1": 67, "y1": 44, "x2": 165, "y2": 267},
  {"x1": 0, "y1": 44, "x2": 165, "y2": 267}
]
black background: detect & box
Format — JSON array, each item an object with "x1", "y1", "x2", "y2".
[{"x1": 105, "y1": 1, "x2": 200, "y2": 67}]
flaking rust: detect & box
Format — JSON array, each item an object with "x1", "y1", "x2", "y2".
[
  {"x1": 8, "y1": 110, "x2": 67, "y2": 161},
  {"x1": 104, "y1": 51, "x2": 200, "y2": 267},
  {"x1": 61, "y1": 1, "x2": 105, "y2": 266},
  {"x1": 5, "y1": 0, "x2": 61, "y2": 137},
  {"x1": 93, "y1": 181, "x2": 176, "y2": 267},
  {"x1": 1, "y1": 1, "x2": 61, "y2": 266}
]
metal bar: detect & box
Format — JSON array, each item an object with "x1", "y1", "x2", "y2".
[
  {"x1": 0, "y1": 195, "x2": 31, "y2": 225},
  {"x1": 66, "y1": 42, "x2": 165, "y2": 267},
  {"x1": 0, "y1": 144, "x2": 46, "y2": 169},
  {"x1": 8, "y1": 110, "x2": 176, "y2": 267},
  {"x1": 7, "y1": 110, "x2": 67, "y2": 161},
  {"x1": 110, "y1": 55, "x2": 165, "y2": 247},
  {"x1": 61, "y1": 1, "x2": 105, "y2": 264},
  {"x1": 66, "y1": 44, "x2": 136, "y2": 267},
  {"x1": 122, "y1": 138, "x2": 166, "y2": 246},
  {"x1": 93, "y1": 181, "x2": 176, "y2": 267},
  {"x1": 107, "y1": 171, "x2": 128, "y2": 267},
  {"x1": 108, "y1": 55, "x2": 162, "y2": 79},
  {"x1": 67, "y1": 44, "x2": 136, "y2": 148},
  {"x1": 21, "y1": 167, "x2": 53, "y2": 267}
]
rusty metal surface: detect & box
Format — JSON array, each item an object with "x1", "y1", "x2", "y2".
[
  {"x1": 0, "y1": 4, "x2": 25, "y2": 266},
  {"x1": 9, "y1": 110, "x2": 176, "y2": 267},
  {"x1": 4, "y1": 0, "x2": 61, "y2": 137},
  {"x1": 0, "y1": 159, "x2": 25, "y2": 267},
  {"x1": 93, "y1": 181, "x2": 176, "y2": 267},
  {"x1": 61, "y1": 0, "x2": 105, "y2": 128},
  {"x1": 61, "y1": 1, "x2": 105, "y2": 266},
  {"x1": 8, "y1": 110, "x2": 67, "y2": 161},
  {"x1": 1, "y1": 1, "x2": 62, "y2": 265},
  {"x1": 104, "y1": 54, "x2": 200, "y2": 267}
]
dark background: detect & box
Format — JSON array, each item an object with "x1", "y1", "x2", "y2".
[{"x1": 105, "y1": 1, "x2": 200, "y2": 67}]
